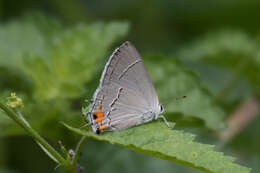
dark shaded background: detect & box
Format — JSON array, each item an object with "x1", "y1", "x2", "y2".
[{"x1": 0, "y1": 0, "x2": 260, "y2": 172}]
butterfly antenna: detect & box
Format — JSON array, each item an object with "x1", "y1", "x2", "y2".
[{"x1": 162, "y1": 96, "x2": 187, "y2": 105}]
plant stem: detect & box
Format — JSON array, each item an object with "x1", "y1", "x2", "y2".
[
  {"x1": 72, "y1": 136, "x2": 87, "y2": 170},
  {"x1": 219, "y1": 97, "x2": 259, "y2": 140},
  {"x1": 0, "y1": 102, "x2": 71, "y2": 171}
]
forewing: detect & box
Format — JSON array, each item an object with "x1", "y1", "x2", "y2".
[
  {"x1": 102, "y1": 42, "x2": 159, "y2": 107},
  {"x1": 89, "y1": 41, "x2": 159, "y2": 130}
]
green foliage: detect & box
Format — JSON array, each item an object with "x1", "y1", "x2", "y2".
[
  {"x1": 143, "y1": 55, "x2": 225, "y2": 130},
  {"x1": 0, "y1": 14, "x2": 129, "y2": 137},
  {"x1": 0, "y1": 14, "x2": 60, "y2": 69},
  {"x1": 22, "y1": 22, "x2": 129, "y2": 100},
  {"x1": 0, "y1": 12, "x2": 254, "y2": 173},
  {"x1": 177, "y1": 30, "x2": 260, "y2": 94},
  {"x1": 63, "y1": 122, "x2": 250, "y2": 173},
  {"x1": 0, "y1": 21, "x2": 44, "y2": 68}
]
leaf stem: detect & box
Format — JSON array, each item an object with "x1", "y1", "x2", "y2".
[
  {"x1": 72, "y1": 136, "x2": 87, "y2": 170},
  {"x1": 0, "y1": 102, "x2": 71, "y2": 171},
  {"x1": 217, "y1": 96, "x2": 260, "y2": 143}
]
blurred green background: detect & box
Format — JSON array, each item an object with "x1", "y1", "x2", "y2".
[{"x1": 1, "y1": 0, "x2": 260, "y2": 172}]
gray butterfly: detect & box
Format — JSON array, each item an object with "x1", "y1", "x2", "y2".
[{"x1": 86, "y1": 41, "x2": 169, "y2": 134}]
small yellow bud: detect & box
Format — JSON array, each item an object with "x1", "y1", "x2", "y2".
[
  {"x1": 10, "y1": 92, "x2": 16, "y2": 98},
  {"x1": 6, "y1": 92, "x2": 24, "y2": 108}
]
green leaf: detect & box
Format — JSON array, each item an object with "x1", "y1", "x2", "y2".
[
  {"x1": 144, "y1": 55, "x2": 226, "y2": 130},
  {"x1": 23, "y1": 22, "x2": 129, "y2": 100},
  {"x1": 177, "y1": 30, "x2": 260, "y2": 94},
  {"x1": 0, "y1": 13, "x2": 61, "y2": 69},
  {"x1": 63, "y1": 122, "x2": 250, "y2": 173}
]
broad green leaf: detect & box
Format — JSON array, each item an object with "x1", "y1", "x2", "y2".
[
  {"x1": 63, "y1": 122, "x2": 250, "y2": 173},
  {"x1": 0, "y1": 13, "x2": 61, "y2": 69},
  {"x1": 177, "y1": 30, "x2": 260, "y2": 94},
  {"x1": 143, "y1": 55, "x2": 225, "y2": 130},
  {"x1": 23, "y1": 22, "x2": 129, "y2": 100},
  {"x1": 0, "y1": 20, "x2": 46, "y2": 67},
  {"x1": 82, "y1": 138, "x2": 203, "y2": 173}
]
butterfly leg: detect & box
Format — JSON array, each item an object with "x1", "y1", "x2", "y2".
[
  {"x1": 79, "y1": 123, "x2": 90, "y2": 129},
  {"x1": 157, "y1": 115, "x2": 171, "y2": 128}
]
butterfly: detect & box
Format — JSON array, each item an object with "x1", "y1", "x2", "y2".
[{"x1": 86, "y1": 41, "x2": 169, "y2": 134}]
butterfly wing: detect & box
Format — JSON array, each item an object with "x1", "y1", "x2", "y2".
[{"x1": 89, "y1": 41, "x2": 160, "y2": 132}]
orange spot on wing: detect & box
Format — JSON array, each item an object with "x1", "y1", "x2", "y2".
[
  {"x1": 99, "y1": 125, "x2": 107, "y2": 131},
  {"x1": 93, "y1": 104, "x2": 108, "y2": 133},
  {"x1": 93, "y1": 104, "x2": 104, "y2": 123}
]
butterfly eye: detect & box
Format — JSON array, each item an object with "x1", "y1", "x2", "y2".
[{"x1": 159, "y1": 104, "x2": 164, "y2": 113}]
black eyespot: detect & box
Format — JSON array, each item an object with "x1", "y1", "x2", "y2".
[
  {"x1": 96, "y1": 128, "x2": 100, "y2": 134},
  {"x1": 93, "y1": 114, "x2": 97, "y2": 119}
]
